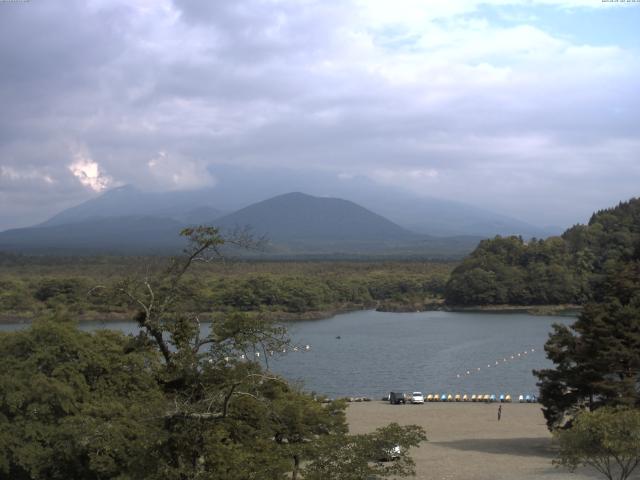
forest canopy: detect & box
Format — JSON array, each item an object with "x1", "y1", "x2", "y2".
[
  {"x1": 0, "y1": 260, "x2": 451, "y2": 320},
  {"x1": 445, "y1": 198, "x2": 640, "y2": 306}
]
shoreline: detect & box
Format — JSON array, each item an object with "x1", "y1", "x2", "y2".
[
  {"x1": 0, "y1": 304, "x2": 372, "y2": 325},
  {"x1": 444, "y1": 304, "x2": 582, "y2": 316},
  {"x1": 0, "y1": 302, "x2": 581, "y2": 325}
]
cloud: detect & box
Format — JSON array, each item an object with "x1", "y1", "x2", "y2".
[
  {"x1": 0, "y1": 0, "x2": 638, "y2": 230},
  {"x1": 357, "y1": 0, "x2": 612, "y2": 29},
  {"x1": 370, "y1": 168, "x2": 439, "y2": 191},
  {"x1": 0, "y1": 166, "x2": 54, "y2": 187},
  {"x1": 147, "y1": 150, "x2": 216, "y2": 190},
  {"x1": 68, "y1": 146, "x2": 114, "y2": 192}
]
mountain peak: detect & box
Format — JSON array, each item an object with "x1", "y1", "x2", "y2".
[
  {"x1": 216, "y1": 192, "x2": 416, "y2": 243},
  {"x1": 271, "y1": 192, "x2": 326, "y2": 201},
  {"x1": 279, "y1": 191, "x2": 309, "y2": 198},
  {"x1": 0, "y1": 190, "x2": 485, "y2": 257}
]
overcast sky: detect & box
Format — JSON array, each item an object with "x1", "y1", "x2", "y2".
[{"x1": 0, "y1": 0, "x2": 639, "y2": 231}]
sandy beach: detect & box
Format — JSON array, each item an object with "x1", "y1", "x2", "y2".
[{"x1": 346, "y1": 402, "x2": 603, "y2": 480}]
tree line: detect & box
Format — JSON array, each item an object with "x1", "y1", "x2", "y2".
[
  {"x1": 0, "y1": 261, "x2": 451, "y2": 319},
  {"x1": 445, "y1": 198, "x2": 640, "y2": 306}
]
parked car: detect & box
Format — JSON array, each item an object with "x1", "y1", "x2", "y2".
[
  {"x1": 410, "y1": 392, "x2": 424, "y2": 404},
  {"x1": 389, "y1": 392, "x2": 406, "y2": 404}
]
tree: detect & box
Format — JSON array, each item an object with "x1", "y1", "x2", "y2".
[
  {"x1": 90, "y1": 226, "x2": 332, "y2": 479},
  {"x1": 535, "y1": 251, "x2": 640, "y2": 429},
  {"x1": 536, "y1": 243, "x2": 640, "y2": 480},
  {"x1": 1, "y1": 226, "x2": 428, "y2": 479},
  {"x1": 554, "y1": 407, "x2": 640, "y2": 480},
  {"x1": 303, "y1": 423, "x2": 427, "y2": 480},
  {"x1": 0, "y1": 318, "x2": 166, "y2": 480},
  {"x1": 445, "y1": 198, "x2": 640, "y2": 307}
]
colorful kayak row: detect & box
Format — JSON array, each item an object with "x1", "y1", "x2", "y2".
[{"x1": 425, "y1": 394, "x2": 537, "y2": 403}]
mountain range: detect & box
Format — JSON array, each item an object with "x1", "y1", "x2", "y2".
[{"x1": 0, "y1": 184, "x2": 557, "y2": 257}]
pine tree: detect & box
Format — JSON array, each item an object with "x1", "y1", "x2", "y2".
[{"x1": 535, "y1": 246, "x2": 640, "y2": 429}]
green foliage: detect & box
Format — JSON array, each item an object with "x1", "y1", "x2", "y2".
[
  {"x1": 0, "y1": 278, "x2": 32, "y2": 311},
  {"x1": 0, "y1": 259, "x2": 453, "y2": 319},
  {"x1": 535, "y1": 248, "x2": 640, "y2": 429},
  {"x1": 446, "y1": 198, "x2": 640, "y2": 306},
  {"x1": 0, "y1": 320, "x2": 166, "y2": 480},
  {"x1": 554, "y1": 407, "x2": 640, "y2": 480},
  {"x1": 303, "y1": 423, "x2": 427, "y2": 480}
]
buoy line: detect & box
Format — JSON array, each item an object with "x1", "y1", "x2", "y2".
[
  {"x1": 455, "y1": 348, "x2": 537, "y2": 379},
  {"x1": 223, "y1": 344, "x2": 312, "y2": 363}
]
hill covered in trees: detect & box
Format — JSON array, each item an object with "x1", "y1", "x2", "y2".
[{"x1": 445, "y1": 198, "x2": 640, "y2": 306}]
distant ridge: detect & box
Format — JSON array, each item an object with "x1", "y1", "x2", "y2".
[
  {"x1": 41, "y1": 185, "x2": 223, "y2": 227},
  {"x1": 0, "y1": 216, "x2": 187, "y2": 254},
  {"x1": 0, "y1": 191, "x2": 482, "y2": 257},
  {"x1": 29, "y1": 172, "x2": 554, "y2": 239}
]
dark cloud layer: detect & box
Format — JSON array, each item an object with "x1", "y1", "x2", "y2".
[{"x1": 0, "y1": 0, "x2": 638, "y2": 230}]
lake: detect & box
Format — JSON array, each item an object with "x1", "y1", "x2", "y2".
[{"x1": 0, "y1": 310, "x2": 573, "y2": 399}]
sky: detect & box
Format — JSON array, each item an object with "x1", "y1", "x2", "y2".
[{"x1": 0, "y1": 0, "x2": 639, "y2": 231}]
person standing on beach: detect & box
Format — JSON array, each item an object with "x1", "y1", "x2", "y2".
[{"x1": 498, "y1": 405, "x2": 502, "y2": 421}]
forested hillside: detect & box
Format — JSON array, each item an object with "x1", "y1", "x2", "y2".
[{"x1": 445, "y1": 198, "x2": 640, "y2": 306}]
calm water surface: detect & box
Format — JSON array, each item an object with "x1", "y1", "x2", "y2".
[
  {"x1": 276, "y1": 310, "x2": 573, "y2": 398},
  {"x1": 1, "y1": 310, "x2": 573, "y2": 398}
]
